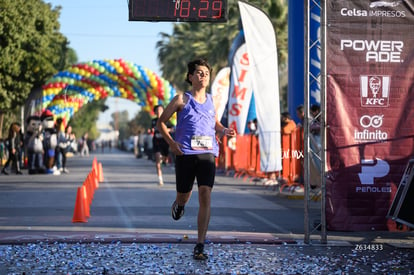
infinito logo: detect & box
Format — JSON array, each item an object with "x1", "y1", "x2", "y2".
[
  {"x1": 360, "y1": 115, "x2": 383, "y2": 128},
  {"x1": 356, "y1": 158, "x2": 391, "y2": 193},
  {"x1": 360, "y1": 75, "x2": 390, "y2": 107},
  {"x1": 354, "y1": 115, "x2": 388, "y2": 142}
]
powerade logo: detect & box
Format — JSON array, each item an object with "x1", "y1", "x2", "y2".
[
  {"x1": 357, "y1": 158, "x2": 391, "y2": 193},
  {"x1": 340, "y1": 40, "x2": 404, "y2": 63},
  {"x1": 360, "y1": 75, "x2": 390, "y2": 107}
]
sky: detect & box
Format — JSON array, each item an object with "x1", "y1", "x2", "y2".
[{"x1": 45, "y1": 0, "x2": 173, "y2": 125}]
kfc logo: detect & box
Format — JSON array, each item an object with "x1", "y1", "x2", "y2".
[{"x1": 360, "y1": 75, "x2": 390, "y2": 107}]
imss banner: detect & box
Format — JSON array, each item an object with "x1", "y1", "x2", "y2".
[{"x1": 325, "y1": 1, "x2": 414, "y2": 231}]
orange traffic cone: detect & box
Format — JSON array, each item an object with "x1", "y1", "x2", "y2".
[
  {"x1": 81, "y1": 185, "x2": 90, "y2": 218},
  {"x1": 72, "y1": 186, "x2": 88, "y2": 223},
  {"x1": 93, "y1": 157, "x2": 98, "y2": 173},
  {"x1": 98, "y1": 162, "x2": 104, "y2": 182},
  {"x1": 84, "y1": 174, "x2": 95, "y2": 203},
  {"x1": 90, "y1": 169, "x2": 99, "y2": 189}
]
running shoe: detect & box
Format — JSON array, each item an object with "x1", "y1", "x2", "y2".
[
  {"x1": 171, "y1": 201, "x2": 184, "y2": 220},
  {"x1": 193, "y1": 243, "x2": 208, "y2": 260}
]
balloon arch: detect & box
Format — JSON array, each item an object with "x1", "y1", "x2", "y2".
[{"x1": 41, "y1": 59, "x2": 176, "y2": 123}]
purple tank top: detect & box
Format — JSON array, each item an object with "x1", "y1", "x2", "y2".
[{"x1": 175, "y1": 92, "x2": 219, "y2": 157}]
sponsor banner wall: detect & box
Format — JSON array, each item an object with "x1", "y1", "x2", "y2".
[{"x1": 326, "y1": 0, "x2": 414, "y2": 231}]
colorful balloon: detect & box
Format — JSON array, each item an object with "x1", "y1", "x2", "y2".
[{"x1": 41, "y1": 59, "x2": 176, "y2": 122}]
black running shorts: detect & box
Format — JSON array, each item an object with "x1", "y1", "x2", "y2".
[
  {"x1": 175, "y1": 153, "x2": 216, "y2": 193},
  {"x1": 153, "y1": 138, "x2": 170, "y2": 157}
]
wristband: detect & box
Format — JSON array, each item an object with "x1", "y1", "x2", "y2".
[{"x1": 222, "y1": 128, "x2": 227, "y2": 135}]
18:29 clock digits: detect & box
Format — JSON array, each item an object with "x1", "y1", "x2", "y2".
[
  {"x1": 129, "y1": 0, "x2": 227, "y2": 22},
  {"x1": 173, "y1": 0, "x2": 224, "y2": 20}
]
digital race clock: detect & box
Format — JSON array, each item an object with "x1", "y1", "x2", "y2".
[{"x1": 128, "y1": 0, "x2": 228, "y2": 22}]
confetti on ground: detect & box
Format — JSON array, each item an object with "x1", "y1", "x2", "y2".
[{"x1": 0, "y1": 242, "x2": 413, "y2": 274}]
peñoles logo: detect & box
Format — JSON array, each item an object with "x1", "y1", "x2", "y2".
[{"x1": 357, "y1": 158, "x2": 391, "y2": 193}]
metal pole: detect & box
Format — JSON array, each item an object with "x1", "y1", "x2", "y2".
[
  {"x1": 320, "y1": 0, "x2": 327, "y2": 244},
  {"x1": 303, "y1": 0, "x2": 310, "y2": 244}
]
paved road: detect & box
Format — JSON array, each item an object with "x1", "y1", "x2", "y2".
[
  {"x1": 0, "y1": 149, "x2": 413, "y2": 274},
  {"x1": 0, "y1": 148, "x2": 323, "y2": 243}
]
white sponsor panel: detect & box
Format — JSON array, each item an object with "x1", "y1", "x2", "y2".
[{"x1": 239, "y1": 1, "x2": 282, "y2": 172}]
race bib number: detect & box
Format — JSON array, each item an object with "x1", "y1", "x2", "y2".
[{"x1": 191, "y1": 136, "x2": 213, "y2": 150}]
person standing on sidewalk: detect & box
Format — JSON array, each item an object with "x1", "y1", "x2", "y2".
[
  {"x1": 157, "y1": 58, "x2": 235, "y2": 260},
  {"x1": 1, "y1": 122, "x2": 23, "y2": 175}
]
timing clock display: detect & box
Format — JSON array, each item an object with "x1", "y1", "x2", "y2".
[{"x1": 128, "y1": 0, "x2": 228, "y2": 22}]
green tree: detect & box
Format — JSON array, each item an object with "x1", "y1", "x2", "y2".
[
  {"x1": 70, "y1": 100, "x2": 108, "y2": 141},
  {"x1": 0, "y1": 0, "x2": 74, "y2": 137},
  {"x1": 110, "y1": 110, "x2": 130, "y2": 141},
  {"x1": 129, "y1": 109, "x2": 152, "y2": 135},
  {"x1": 156, "y1": 0, "x2": 287, "y2": 95}
]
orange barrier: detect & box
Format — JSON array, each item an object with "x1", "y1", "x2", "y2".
[{"x1": 217, "y1": 127, "x2": 304, "y2": 185}]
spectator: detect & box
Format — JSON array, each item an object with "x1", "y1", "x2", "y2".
[
  {"x1": 133, "y1": 134, "x2": 139, "y2": 158},
  {"x1": 310, "y1": 104, "x2": 321, "y2": 136},
  {"x1": 247, "y1": 119, "x2": 258, "y2": 135},
  {"x1": 2, "y1": 122, "x2": 23, "y2": 175},
  {"x1": 296, "y1": 104, "x2": 305, "y2": 127},
  {"x1": 144, "y1": 128, "x2": 153, "y2": 160},
  {"x1": 137, "y1": 130, "x2": 144, "y2": 158},
  {"x1": 264, "y1": 112, "x2": 297, "y2": 186},
  {"x1": 0, "y1": 138, "x2": 4, "y2": 169},
  {"x1": 281, "y1": 111, "x2": 297, "y2": 135},
  {"x1": 80, "y1": 132, "x2": 89, "y2": 157},
  {"x1": 56, "y1": 121, "x2": 75, "y2": 173}
]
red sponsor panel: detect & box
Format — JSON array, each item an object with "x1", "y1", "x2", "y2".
[{"x1": 326, "y1": 0, "x2": 414, "y2": 230}]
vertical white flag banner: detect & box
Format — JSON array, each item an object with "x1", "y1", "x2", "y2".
[
  {"x1": 227, "y1": 43, "x2": 253, "y2": 134},
  {"x1": 211, "y1": 67, "x2": 230, "y2": 121},
  {"x1": 239, "y1": 1, "x2": 282, "y2": 172}
]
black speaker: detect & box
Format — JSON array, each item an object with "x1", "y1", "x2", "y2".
[{"x1": 387, "y1": 159, "x2": 414, "y2": 228}]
